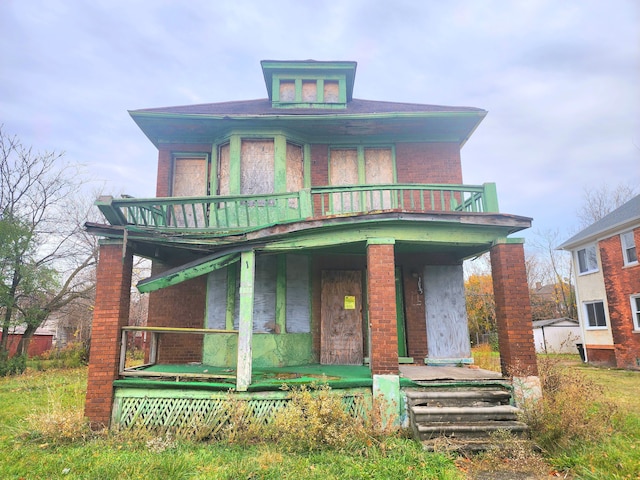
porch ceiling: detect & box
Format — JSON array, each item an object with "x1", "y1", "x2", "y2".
[{"x1": 87, "y1": 210, "x2": 530, "y2": 268}]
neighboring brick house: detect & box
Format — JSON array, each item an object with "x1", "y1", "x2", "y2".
[
  {"x1": 559, "y1": 194, "x2": 640, "y2": 369},
  {"x1": 84, "y1": 60, "x2": 538, "y2": 429}
]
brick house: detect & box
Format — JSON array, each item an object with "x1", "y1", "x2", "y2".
[
  {"x1": 559, "y1": 194, "x2": 640, "y2": 369},
  {"x1": 84, "y1": 60, "x2": 538, "y2": 432}
]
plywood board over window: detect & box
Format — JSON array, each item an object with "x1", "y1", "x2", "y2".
[
  {"x1": 302, "y1": 81, "x2": 317, "y2": 102},
  {"x1": 324, "y1": 81, "x2": 339, "y2": 103},
  {"x1": 241, "y1": 139, "x2": 275, "y2": 195},
  {"x1": 286, "y1": 142, "x2": 304, "y2": 208},
  {"x1": 279, "y1": 81, "x2": 296, "y2": 102},
  {"x1": 329, "y1": 149, "x2": 359, "y2": 213},
  {"x1": 364, "y1": 148, "x2": 393, "y2": 210},
  {"x1": 172, "y1": 156, "x2": 207, "y2": 227},
  {"x1": 218, "y1": 143, "x2": 230, "y2": 196}
]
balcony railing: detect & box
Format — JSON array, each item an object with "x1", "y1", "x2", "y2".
[{"x1": 96, "y1": 183, "x2": 498, "y2": 232}]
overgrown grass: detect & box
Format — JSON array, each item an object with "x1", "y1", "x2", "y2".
[
  {"x1": 2, "y1": 359, "x2": 638, "y2": 479},
  {"x1": 471, "y1": 343, "x2": 501, "y2": 372},
  {"x1": 520, "y1": 356, "x2": 640, "y2": 479},
  {"x1": 0, "y1": 368, "x2": 463, "y2": 480}
]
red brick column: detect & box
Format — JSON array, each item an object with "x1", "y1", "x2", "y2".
[
  {"x1": 490, "y1": 241, "x2": 538, "y2": 376},
  {"x1": 367, "y1": 241, "x2": 398, "y2": 375},
  {"x1": 84, "y1": 241, "x2": 133, "y2": 428}
]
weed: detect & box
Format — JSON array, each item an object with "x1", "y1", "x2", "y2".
[
  {"x1": 518, "y1": 356, "x2": 618, "y2": 453},
  {"x1": 22, "y1": 386, "x2": 94, "y2": 444}
]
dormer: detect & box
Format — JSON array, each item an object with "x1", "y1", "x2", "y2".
[{"x1": 261, "y1": 60, "x2": 357, "y2": 109}]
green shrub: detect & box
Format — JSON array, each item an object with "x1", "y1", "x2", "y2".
[
  {"x1": 31, "y1": 342, "x2": 89, "y2": 370},
  {"x1": 0, "y1": 351, "x2": 27, "y2": 377}
]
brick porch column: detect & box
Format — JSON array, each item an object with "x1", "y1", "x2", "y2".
[
  {"x1": 490, "y1": 240, "x2": 538, "y2": 377},
  {"x1": 84, "y1": 241, "x2": 133, "y2": 428},
  {"x1": 367, "y1": 240, "x2": 398, "y2": 375}
]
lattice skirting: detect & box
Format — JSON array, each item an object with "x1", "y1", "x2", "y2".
[{"x1": 112, "y1": 387, "x2": 372, "y2": 435}]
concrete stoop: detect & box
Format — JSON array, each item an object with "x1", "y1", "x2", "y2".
[{"x1": 406, "y1": 386, "x2": 529, "y2": 452}]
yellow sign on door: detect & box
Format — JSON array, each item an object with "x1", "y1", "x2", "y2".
[{"x1": 344, "y1": 295, "x2": 356, "y2": 310}]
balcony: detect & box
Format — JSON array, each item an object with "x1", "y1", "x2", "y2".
[{"x1": 96, "y1": 183, "x2": 499, "y2": 233}]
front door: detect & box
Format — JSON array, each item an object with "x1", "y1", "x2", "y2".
[{"x1": 320, "y1": 270, "x2": 363, "y2": 365}]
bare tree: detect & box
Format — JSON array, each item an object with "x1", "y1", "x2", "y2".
[
  {"x1": 0, "y1": 126, "x2": 97, "y2": 357},
  {"x1": 577, "y1": 183, "x2": 637, "y2": 228}
]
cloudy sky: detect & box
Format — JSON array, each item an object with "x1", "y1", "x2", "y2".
[{"x1": 1, "y1": 0, "x2": 638, "y2": 245}]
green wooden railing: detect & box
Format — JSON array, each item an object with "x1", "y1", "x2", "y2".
[{"x1": 96, "y1": 183, "x2": 498, "y2": 231}]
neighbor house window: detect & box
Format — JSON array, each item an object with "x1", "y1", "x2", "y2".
[
  {"x1": 621, "y1": 231, "x2": 637, "y2": 266},
  {"x1": 631, "y1": 295, "x2": 640, "y2": 331},
  {"x1": 584, "y1": 301, "x2": 607, "y2": 328},
  {"x1": 577, "y1": 245, "x2": 598, "y2": 274}
]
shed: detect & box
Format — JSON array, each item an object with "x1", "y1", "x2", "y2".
[{"x1": 532, "y1": 318, "x2": 581, "y2": 354}]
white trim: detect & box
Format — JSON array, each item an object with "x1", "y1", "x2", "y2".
[
  {"x1": 583, "y1": 300, "x2": 607, "y2": 329},
  {"x1": 576, "y1": 245, "x2": 599, "y2": 275},
  {"x1": 630, "y1": 294, "x2": 640, "y2": 331},
  {"x1": 621, "y1": 231, "x2": 638, "y2": 266}
]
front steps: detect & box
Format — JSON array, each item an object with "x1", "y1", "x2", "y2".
[{"x1": 406, "y1": 385, "x2": 528, "y2": 451}]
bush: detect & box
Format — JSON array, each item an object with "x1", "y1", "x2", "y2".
[
  {"x1": 518, "y1": 356, "x2": 618, "y2": 453},
  {"x1": 30, "y1": 342, "x2": 89, "y2": 370},
  {"x1": 0, "y1": 351, "x2": 27, "y2": 377}
]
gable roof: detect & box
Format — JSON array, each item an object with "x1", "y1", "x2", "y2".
[
  {"x1": 532, "y1": 317, "x2": 579, "y2": 328},
  {"x1": 558, "y1": 194, "x2": 640, "y2": 250}
]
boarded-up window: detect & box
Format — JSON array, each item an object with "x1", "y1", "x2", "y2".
[
  {"x1": 302, "y1": 81, "x2": 317, "y2": 102},
  {"x1": 172, "y1": 156, "x2": 207, "y2": 227},
  {"x1": 233, "y1": 255, "x2": 277, "y2": 333},
  {"x1": 218, "y1": 143, "x2": 230, "y2": 196},
  {"x1": 286, "y1": 255, "x2": 310, "y2": 333},
  {"x1": 324, "y1": 81, "x2": 339, "y2": 103},
  {"x1": 364, "y1": 148, "x2": 393, "y2": 209},
  {"x1": 206, "y1": 268, "x2": 228, "y2": 330},
  {"x1": 286, "y1": 142, "x2": 304, "y2": 208},
  {"x1": 279, "y1": 81, "x2": 296, "y2": 102},
  {"x1": 329, "y1": 149, "x2": 359, "y2": 212},
  {"x1": 241, "y1": 139, "x2": 274, "y2": 195}
]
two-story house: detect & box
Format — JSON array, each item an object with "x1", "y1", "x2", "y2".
[
  {"x1": 559, "y1": 194, "x2": 640, "y2": 368},
  {"x1": 83, "y1": 60, "x2": 538, "y2": 435}
]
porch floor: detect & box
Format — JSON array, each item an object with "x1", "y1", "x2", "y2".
[{"x1": 115, "y1": 363, "x2": 505, "y2": 392}]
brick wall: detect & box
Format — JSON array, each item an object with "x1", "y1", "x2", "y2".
[
  {"x1": 585, "y1": 346, "x2": 616, "y2": 366},
  {"x1": 84, "y1": 242, "x2": 133, "y2": 428},
  {"x1": 367, "y1": 243, "x2": 399, "y2": 375},
  {"x1": 490, "y1": 242, "x2": 538, "y2": 376},
  {"x1": 395, "y1": 143, "x2": 462, "y2": 184},
  {"x1": 599, "y1": 227, "x2": 640, "y2": 369},
  {"x1": 147, "y1": 260, "x2": 206, "y2": 364}
]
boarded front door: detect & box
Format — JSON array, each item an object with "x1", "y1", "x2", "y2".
[{"x1": 320, "y1": 271, "x2": 363, "y2": 365}]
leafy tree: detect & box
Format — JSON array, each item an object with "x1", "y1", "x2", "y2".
[
  {"x1": 465, "y1": 273, "x2": 496, "y2": 345},
  {"x1": 0, "y1": 126, "x2": 96, "y2": 358}
]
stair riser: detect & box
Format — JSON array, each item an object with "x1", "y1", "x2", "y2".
[
  {"x1": 418, "y1": 429, "x2": 528, "y2": 441},
  {"x1": 409, "y1": 399, "x2": 510, "y2": 408},
  {"x1": 413, "y1": 413, "x2": 518, "y2": 423}
]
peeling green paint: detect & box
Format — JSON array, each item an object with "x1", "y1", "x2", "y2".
[{"x1": 203, "y1": 333, "x2": 314, "y2": 368}]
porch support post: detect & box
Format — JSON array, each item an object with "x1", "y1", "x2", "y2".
[
  {"x1": 367, "y1": 239, "x2": 401, "y2": 425},
  {"x1": 84, "y1": 240, "x2": 133, "y2": 429},
  {"x1": 236, "y1": 250, "x2": 255, "y2": 391},
  {"x1": 490, "y1": 239, "x2": 541, "y2": 404},
  {"x1": 367, "y1": 239, "x2": 399, "y2": 375}
]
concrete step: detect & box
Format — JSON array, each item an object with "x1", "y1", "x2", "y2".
[
  {"x1": 416, "y1": 420, "x2": 529, "y2": 440},
  {"x1": 406, "y1": 389, "x2": 512, "y2": 408},
  {"x1": 411, "y1": 405, "x2": 519, "y2": 423}
]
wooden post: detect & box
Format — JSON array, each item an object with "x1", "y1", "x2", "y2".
[{"x1": 236, "y1": 250, "x2": 255, "y2": 391}]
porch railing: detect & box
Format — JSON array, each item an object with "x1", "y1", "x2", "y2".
[{"x1": 97, "y1": 183, "x2": 498, "y2": 231}]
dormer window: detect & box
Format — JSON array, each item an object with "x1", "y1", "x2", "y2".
[{"x1": 261, "y1": 60, "x2": 356, "y2": 109}]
